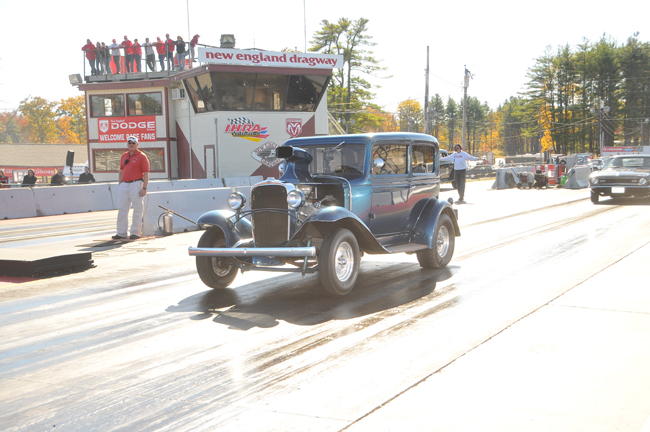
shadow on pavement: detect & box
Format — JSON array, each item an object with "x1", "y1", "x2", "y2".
[{"x1": 167, "y1": 262, "x2": 459, "y2": 330}]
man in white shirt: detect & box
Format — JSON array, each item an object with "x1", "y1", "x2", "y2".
[
  {"x1": 440, "y1": 144, "x2": 479, "y2": 203},
  {"x1": 108, "y1": 39, "x2": 121, "y2": 73}
]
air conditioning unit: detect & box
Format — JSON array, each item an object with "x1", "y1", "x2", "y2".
[{"x1": 172, "y1": 88, "x2": 186, "y2": 100}]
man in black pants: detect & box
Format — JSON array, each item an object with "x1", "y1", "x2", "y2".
[{"x1": 440, "y1": 144, "x2": 479, "y2": 203}]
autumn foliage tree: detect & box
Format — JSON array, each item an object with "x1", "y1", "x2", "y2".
[
  {"x1": 1, "y1": 96, "x2": 86, "y2": 144},
  {"x1": 397, "y1": 99, "x2": 423, "y2": 132}
]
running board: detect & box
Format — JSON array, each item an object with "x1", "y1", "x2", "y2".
[{"x1": 384, "y1": 243, "x2": 429, "y2": 254}]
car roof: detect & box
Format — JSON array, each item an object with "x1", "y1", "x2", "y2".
[{"x1": 285, "y1": 132, "x2": 439, "y2": 147}]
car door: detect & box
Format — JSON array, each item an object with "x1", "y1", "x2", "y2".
[
  {"x1": 368, "y1": 141, "x2": 410, "y2": 237},
  {"x1": 409, "y1": 141, "x2": 438, "y2": 203}
]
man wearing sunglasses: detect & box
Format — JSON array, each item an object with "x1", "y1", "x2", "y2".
[{"x1": 112, "y1": 136, "x2": 150, "y2": 240}]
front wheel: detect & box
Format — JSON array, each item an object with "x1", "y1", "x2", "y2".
[
  {"x1": 417, "y1": 214, "x2": 455, "y2": 269},
  {"x1": 319, "y1": 228, "x2": 360, "y2": 296},
  {"x1": 590, "y1": 190, "x2": 599, "y2": 203},
  {"x1": 195, "y1": 228, "x2": 238, "y2": 289}
]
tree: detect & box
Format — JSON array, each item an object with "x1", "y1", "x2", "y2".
[
  {"x1": 18, "y1": 96, "x2": 58, "y2": 143},
  {"x1": 397, "y1": 99, "x2": 423, "y2": 132},
  {"x1": 428, "y1": 94, "x2": 445, "y2": 138},
  {"x1": 445, "y1": 98, "x2": 459, "y2": 150},
  {"x1": 57, "y1": 96, "x2": 87, "y2": 144},
  {"x1": 310, "y1": 17, "x2": 387, "y2": 132}
]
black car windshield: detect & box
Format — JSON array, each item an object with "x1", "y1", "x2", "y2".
[
  {"x1": 302, "y1": 144, "x2": 366, "y2": 178},
  {"x1": 604, "y1": 156, "x2": 650, "y2": 170}
]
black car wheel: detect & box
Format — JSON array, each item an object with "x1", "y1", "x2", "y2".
[
  {"x1": 319, "y1": 228, "x2": 360, "y2": 296},
  {"x1": 417, "y1": 214, "x2": 455, "y2": 269},
  {"x1": 196, "y1": 228, "x2": 238, "y2": 289},
  {"x1": 590, "y1": 190, "x2": 599, "y2": 203}
]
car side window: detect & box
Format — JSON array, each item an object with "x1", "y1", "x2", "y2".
[
  {"x1": 372, "y1": 143, "x2": 408, "y2": 175},
  {"x1": 411, "y1": 144, "x2": 435, "y2": 174}
]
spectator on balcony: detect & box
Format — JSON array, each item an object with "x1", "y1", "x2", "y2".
[
  {"x1": 95, "y1": 41, "x2": 105, "y2": 74},
  {"x1": 155, "y1": 37, "x2": 166, "y2": 71},
  {"x1": 121, "y1": 36, "x2": 134, "y2": 73},
  {"x1": 22, "y1": 169, "x2": 37, "y2": 186},
  {"x1": 109, "y1": 39, "x2": 121, "y2": 73},
  {"x1": 176, "y1": 36, "x2": 186, "y2": 70},
  {"x1": 133, "y1": 39, "x2": 143, "y2": 73},
  {"x1": 101, "y1": 42, "x2": 111, "y2": 74},
  {"x1": 81, "y1": 39, "x2": 98, "y2": 76},
  {"x1": 165, "y1": 34, "x2": 175, "y2": 71},
  {"x1": 190, "y1": 34, "x2": 200, "y2": 63},
  {"x1": 144, "y1": 38, "x2": 156, "y2": 72}
]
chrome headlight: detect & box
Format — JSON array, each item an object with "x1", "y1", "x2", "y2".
[
  {"x1": 287, "y1": 189, "x2": 305, "y2": 208},
  {"x1": 590, "y1": 177, "x2": 599, "y2": 185},
  {"x1": 227, "y1": 191, "x2": 246, "y2": 210},
  {"x1": 640, "y1": 178, "x2": 648, "y2": 186}
]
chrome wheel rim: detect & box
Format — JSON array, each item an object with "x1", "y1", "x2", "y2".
[
  {"x1": 436, "y1": 225, "x2": 450, "y2": 257},
  {"x1": 211, "y1": 257, "x2": 232, "y2": 276},
  {"x1": 335, "y1": 241, "x2": 354, "y2": 282}
]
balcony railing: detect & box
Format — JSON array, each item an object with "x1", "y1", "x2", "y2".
[{"x1": 81, "y1": 41, "x2": 201, "y2": 82}]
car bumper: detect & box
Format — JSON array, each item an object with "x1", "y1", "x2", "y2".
[
  {"x1": 188, "y1": 246, "x2": 317, "y2": 258},
  {"x1": 590, "y1": 186, "x2": 650, "y2": 196}
]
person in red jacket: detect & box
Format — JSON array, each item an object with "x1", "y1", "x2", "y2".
[
  {"x1": 133, "y1": 39, "x2": 142, "y2": 73},
  {"x1": 155, "y1": 36, "x2": 166, "y2": 71},
  {"x1": 121, "y1": 36, "x2": 134, "y2": 73},
  {"x1": 81, "y1": 39, "x2": 98, "y2": 76},
  {"x1": 165, "y1": 33, "x2": 175, "y2": 71},
  {"x1": 190, "y1": 34, "x2": 200, "y2": 63}
]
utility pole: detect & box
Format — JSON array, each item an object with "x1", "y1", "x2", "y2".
[
  {"x1": 590, "y1": 99, "x2": 609, "y2": 156},
  {"x1": 462, "y1": 66, "x2": 472, "y2": 150},
  {"x1": 424, "y1": 46, "x2": 430, "y2": 135}
]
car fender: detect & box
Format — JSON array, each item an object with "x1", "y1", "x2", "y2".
[
  {"x1": 411, "y1": 199, "x2": 460, "y2": 249},
  {"x1": 196, "y1": 210, "x2": 252, "y2": 247},
  {"x1": 290, "y1": 206, "x2": 389, "y2": 254}
]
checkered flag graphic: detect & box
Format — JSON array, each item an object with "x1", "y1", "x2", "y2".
[{"x1": 227, "y1": 117, "x2": 253, "y2": 125}]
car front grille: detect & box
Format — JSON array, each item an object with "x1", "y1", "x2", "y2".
[
  {"x1": 251, "y1": 184, "x2": 289, "y2": 247},
  {"x1": 597, "y1": 178, "x2": 641, "y2": 185}
]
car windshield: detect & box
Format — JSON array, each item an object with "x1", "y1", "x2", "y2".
[
  {"x1": 302, "y1": 144, "x2": 366, "y2": 178},
  {"x1": 604, "y1": 156, "x2": 650, "y2": 169}
]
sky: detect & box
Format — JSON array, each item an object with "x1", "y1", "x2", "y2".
[{"x1": 0, "y1": 0, "x2": 647, "y2": 115}]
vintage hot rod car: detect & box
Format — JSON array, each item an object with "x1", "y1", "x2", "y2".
[{"x1": 188, "y1": 133, "x2": 460, "y2": 296}]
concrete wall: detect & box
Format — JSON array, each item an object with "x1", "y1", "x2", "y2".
[
  {"x1": 0, "y1": 176, "x2": 262, "y2": 221},
  {"x1": 141, "y1": 186, "x2": 252, "y2": 236},
  {"x1": 0, "y1": 188, "x2": 38, "y2": 219}
]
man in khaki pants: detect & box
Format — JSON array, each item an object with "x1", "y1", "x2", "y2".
[{"x1": 113, "y1": 136, "x2": 150, "y2": 240}]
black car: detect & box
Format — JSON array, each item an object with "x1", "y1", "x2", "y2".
[
  {"x1": 589, "y1": 155, "x2": 650, "y2": 203},
  {"x1": 189, "y1": 133, "x2": 460, "y2": 296},
  {"x1": 439, "y1": 149, "x2": 456, "y2": 188}
]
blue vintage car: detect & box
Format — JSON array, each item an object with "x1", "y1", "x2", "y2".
[{"x1": 188, "y1": 133, "x2": 460, "y2": 295}]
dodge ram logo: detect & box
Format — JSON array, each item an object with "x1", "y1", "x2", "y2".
[{"x1": 286, "y1": 118, "x2": 302, "y2": 138}]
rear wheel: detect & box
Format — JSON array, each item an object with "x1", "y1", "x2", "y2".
[
  {"x1": 196, "y1": 228, "x2": 238, "y2": 289},
  {"x1": 590, "y1": 190, "x2": 599, "y2": 203},
  {"x1": 417, "y1": 214, "x2": 455, "y2": 269},
  {"x1": 319, "y1": 229, "x2": 360, "y2": 296}
]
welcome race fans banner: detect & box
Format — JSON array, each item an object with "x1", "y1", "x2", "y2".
[
  {"x1": 98, "y1": 117, "x2": 157, "y2": 142},
  {"x1": 198, "y1": 48, "x2": 343, "y2": 69}
]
